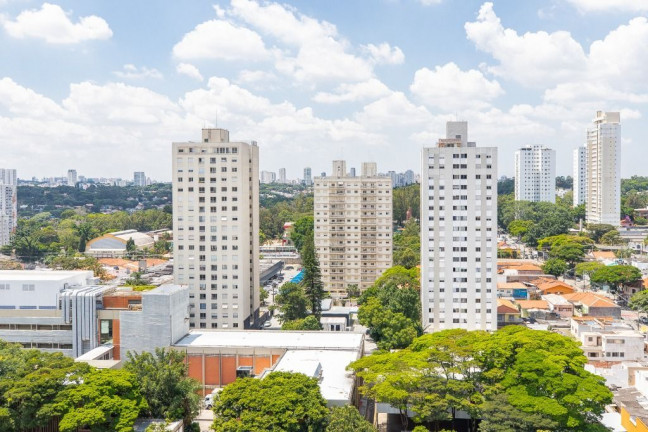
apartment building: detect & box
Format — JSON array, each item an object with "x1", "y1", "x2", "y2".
[
  {"x1": 421, "y1": 121, "x2": 498, "y2": 332},
  {"x1": 314, "y1": 161, "x2": 392, "y2": 298},
  {"x1": 0, "y1": 168, "x2": 17, "y2": 246},
  {"x1": 573, "y1": 145, "x2": 587, "y2": 206},
  {"x1": 303, "y1": 167, "x2": 313, "y2": 186},
  {"x1": 571, "y1": 317, "x2": 645, "y2": 362},
  {"x1": 514, "y1": 145, "x2": 556, "y2": 203},
  {"x1": 172, "y1": 128, "x2": 260, "y2": 330},
  {"x1": 278, "y1": 168, "x2": 286, "y2": 184},
  {"x1": 67, "y1": 169, "x2": 77, "y2": 186},
  {"x1": 133, "y1": 171, "x2": 147, "y2": 187},
  {"x1": 260, "y1": 170, "x2": 276, "y2": 184},
  {"x1": 587, "y1": 111, "x2": 621, "y2": 225}
]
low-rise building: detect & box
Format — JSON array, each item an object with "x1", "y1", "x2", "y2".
[
  {"x1": 496, "y1": 282, "x2": 529, "y2": 300},
  {"x1": 571, "y1": 317, "x2": 645, "y2": 362},
  {"x1": 533, "y1": 279, "x2": 576, "y2": 296},
  {"x1": 86, "y1": 230, "x2": 155, "y2": 258},
  {"x1": 563, "y1": 292, "x2": 621, "y2": 318},
  {"x1": 497, "y1": 299, "x2": 522, "y2": 327},
  {"x1": 543, "y1": 294, "x2": 574, "y2": 318},
  {"x1": 515, "y1": 299, "x2": 550, "y2": 319}
]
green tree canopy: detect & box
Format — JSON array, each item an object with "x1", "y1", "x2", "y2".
[
  {"x1": 549, "y1": 242, "x2": 585, "y2": 267},
  {"x1": 586, "y1": 224, "x2": 616, "y2": 243},
  {"x1": 211, "y1": 372, "x2": 329, "y2": 432},
  {"x1": 591, "y1": 265, "x2": 642, "y2": 292},
  {"x1": 300, "y1": 234, "x2": 325, "y2": 318},
  {"x1": 542, "y1": 258, "x2": 568, "y2": 277},
  {"x1": 276, "y1": 282, "x2": 309, "y2": 322},
  {"x1": 507, "y1": 220, "x2": 534, "y2": 238},
  {"x1": 600, "y1": 229, "x2": 624, "y2": 246},
  {"x1": 325, "y1": 406, "x2": 375, "y2": 432},
  {"x1": 282, "y1": 315, "x2": 322, "y2": 331},
  {"x1": 290, "y1": 215, "x2": 314, "y2": 252},
  {"x1": 574, "y1": 261, "x2": 605, "y2": 278},
  {"x1": 629, "y1": 290, "x2": 648, "y2": 314},
  {"x1": 124, "y1": 348, "x2": 201, "y2": 427}
]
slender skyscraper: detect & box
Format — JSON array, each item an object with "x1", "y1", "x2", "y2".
[
  {"x1": 573, "y1": 145, "x2": 587, "y2": 207},
  {"x1": 172, "y1": 128, "x2": 260, "y2": 329},
  {"x1": 133, "y1": 171, "x2": 146, "y2": 187},
  {"x1": 278, "y1": 168, "x2": 286, "y2": 184},
  {"x1": 67, "y1": 169, "x2": 77, "y2": 187},
  {"x1": 0, "y1": 169, "x2": 17, "y2": 247},
  {"x1": 514, "y1": 145, "x2": 556, "y2": 203},
  {"x1": 586, "y1": 111, "x2": 620, "y2": 225},
  {"x1": 421, "y1": 122, "x2": 497, "y2": 331}
]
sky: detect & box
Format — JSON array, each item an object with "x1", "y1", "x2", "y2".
[{"x1": 1, "y1": 0, "x2": 647, "y2": 182}]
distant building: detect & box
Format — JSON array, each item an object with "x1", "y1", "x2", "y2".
[
  {"x1": 571, "y1": 317, "x2": 644, "y2": 362},
  {"x1": 573, "y1": 145, "x2": 587, "y2": 206},
  {"x1": 85, "y1": 229, "x2": 155, "y2": 257},
  {"x1": 314, "y1": 161, "x2": 392, "y2": 297},
  {"x1": 514, "y1": 145, "x2": 556, "y2": 203},
  {"x1": 278, "y1": 168, "x2": 286, "y2": 184},
  {"x1": 587, "y1": 111, "x2": 621, "y2": 225},
  {"x1": 421, "y1": 121, "x2": 497, "y2": 332},
  {"x1": 303, "y1": 167, "x2": 313, "y2": 186},
  {"x1": 349, "y1": 167, "x2": 356, "y2": 177},
  {"x1": 67, "y1": 169, "x2": 77, "y2": 186},
  {"x1": 0, "y1": 169, "x2": 17, "y2": 246},
  {"x1": 133, "y1": 171, "x2": 147, "y2": 187},
  {"x1": 261, "y1": 171, "x2": 276, "y2": 184}
]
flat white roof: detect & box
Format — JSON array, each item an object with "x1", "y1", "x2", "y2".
[
  {"x1": 0, "y1": 270, "x2": 93, "y2": 282},
  {"x1": 274, "y1": 349, "x2": 360, "y2": 404},
  {"x1": 174, "y1": 330, "x2": 363, "y2": 351}
]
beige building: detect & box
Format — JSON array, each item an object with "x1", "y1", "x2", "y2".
[
  {"x1": 172, "y1": 128, "x2": 260, "y2": 330},
  {"x1": 586, "y1": 111, "x2": 621, "y2": 226},
  {"x1": 314, "y1": 161, "x2": 392, "y2": 298}
]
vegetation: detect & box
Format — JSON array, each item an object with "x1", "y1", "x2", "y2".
[
  {"x1": 281, "y1": 315, "x2": 322, "y2": 331},
  {"x1": 275, "y1": 282, "x2": 309, "y2": 322},
  {"x1": 349, "y1": 327, "x2": 612, "y2": 432},
  {"x1": 629, "y1": 290, "x2": 648, "y2": 315},
  {"x1": 590, "y1": 265, "x2": 642, "y2": 292},
  {"x1": 541, "y1": 258, "x2": 568, "y2": 277},
  {"x1": 358, "y1": 266, "x2": 421, "y2": 350},
  {"x1": 326, "y1": 406, "x2": 375, "y2": 432},
  {"x1": 497, "y1": 176, "x2": 514, "y2": 195},
  {"x1": 574, "y1": 261, "x2": 605, "y2": 279},
  {"x1": 124, "y1": 348, "x2": 201, "y2": 428},
  {"x1": 555, "y1": 175, "x2": 573, "y2": 189},
  {"x1": 393, "y1": 184, "x2": 420, "y2": 226},
  {"x1": 393, "y1": 219, "x2": 420, "y2": 269},
  {"x1": 300, "y1": 234, "x2": 325, "y2": 318},
  {"x1": 211, "y1": 372, "x2": 329, "y2": 432},
  {"x1": 259, "y1": 188, "x2": 313, "y2": 242},
  {"x1": 290, "y1": 215, "x2": 314, "y2": 252}
]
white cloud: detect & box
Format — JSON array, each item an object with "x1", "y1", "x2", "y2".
[
  {"x1": 410, "y1": 62, "x2": 503, "y2": 110},
  {"x1": 236, "y1": 69, "x2": 277, "y2": 84},
  {"x1": 0, "y1": 77, "x2": 65, "y2": 117},
  {"x1": 172, "y1": 19, "x2": 269, "y2": 61},
  {"x1": 364, "y1": 42, "x2": 405, "y2": 65},
  {"x1": 113, "y1": 64, "x2": 163, "y2": 80},
  {"x1": 566, "y1": 0, "x2": 648, "y2": 12},
  {"x1": 3, "y1": 3, "x2": 112, "y2": 44},
  {"x1": 418, "y1": 0, "x2": 443, "y2": 5},
  {"x1": 313, "y1": 79, "x2": 391, "y2": 104},
  {"x1": 176, "y1": 63, "x2": 203, "y2": 81}
]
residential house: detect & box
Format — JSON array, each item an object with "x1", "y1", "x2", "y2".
[
  {"x1": 497, "y1": 298, "x2": 522, "y2": 327},
  {"x1": 563, "y1": 292, "x2": 621, "y2": 318},
  {"x1": 543, "y1": 294, "x2": 574, "y2": 318},
  {"x1": 515, "y1": 300, "x2": 550, "y2": 319},
  {"x1": 496, "y1": 282, "x2": 529, "y2": 300},
  {"x1": 571, "y1": 317, "x2": 645, "y2": 362}
]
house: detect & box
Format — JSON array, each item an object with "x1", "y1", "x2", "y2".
[
  {"x1": 496, "y1": 282, "x2": 529, "y2": 300},
  {"x1": 534, "y1": 279, "x2": 576, "y2": 295},
  {"x1": 497, "y1": 298, "x2": 522, "y2": 327},
  {"x1": 515, "y1": 300, "x2": 550, "y2": 319},
  {"x1": 563, "y1": 292, "x2": 621, "y2": 318},
  {"x1": 542, "y1": 294, "x2": 574, "y2": 318},
  {"x1": 497, "y1": 261, "x2": 549, "y2": 283},
  {"x1": 571, "y1": 317, "x2": 645, "y2": 363}
]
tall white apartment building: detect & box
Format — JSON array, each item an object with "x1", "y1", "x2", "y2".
[
  {"x1": 314, "y1": 161, "x2": 392, "y2": 298},
  {"x1": 586, "y1": 111, "x2": 621, "y2": 226},
  {"x1": 133, "y1": 171, "x2": 147, "y2": 187},
  {"x1": 67, "y1": 169, "x2": 77, "y2": 186},
  {"x1": 172, "y1": 128, "x2": 260, "y2": 330},
  {"x1": 421, "y1": 121, "x2": 497, "y2": 332},
  {"x1": 260, "y1": 171, "x2": 276, "y2": 184},
  {"x1": 514, "y1": 145, "x2": 556, "y2": 203},
  {"x1": 278, "y1": 168, "x2": 286, "y2": 184},
  {"x1": 573, "y1": 145, "x2": 587, "y2": 206},
  {"x1": 0, "y1": 169, "x2": 17, "y2": 246},
  {"x1": 303, "y1": 167, "x2": 313, "y2": 186}
]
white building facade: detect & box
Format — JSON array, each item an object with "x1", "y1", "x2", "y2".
[
  {"x1": 133, "y1": 171, "x2": 147, "y2": 187},
  {"x1": 573, "y1": 145, "x2": 587, "y2": 207},
  {"x1": 278, "y1": 168, "x2": 286, "y2": 184},
  {"x1": 587, "y1": 111, "x2": 621, "y2": 225},
  {"x1": 260, "y1": 171, "x2": 276, "y2": 184},
  {"x1": 303, "y1": 167, "x2": 313, "y2": 186},
  {"x1": 314, "y1": 161, "x2": 392, "y2": 297},
  {"x1": 172, "y1": 128, "x2": 260, "y2": 330},
  {"x1": 421, "y1": 121, "x2": 498, "y2": 332},
  {"x1": 514, "y1": 145, "x2": 556, "y2": 203},
  {"x1": 67, "y1": 169, "x2": 77, "y2": 186},
  {"x1": 0, "y1": 168, "x2": 17, "y2": 246}
]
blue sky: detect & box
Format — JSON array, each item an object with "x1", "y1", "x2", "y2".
[{"x1": 1, "y1": 0, "x2": 647, "y2": 181}]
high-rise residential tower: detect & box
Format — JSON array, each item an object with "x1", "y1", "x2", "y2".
[
  {"x1": 67, "y1": 169, "x2": 77, "y2": 187},
  {"x1": 0, "y1": 169, "x2": 17, "y2": 247},
  {"x1": 586, "y1": 111, "x2": 621, "y2": 225},
  {"x1": 278, "y1": 168, "x2": 286, "y2": 184},
  {"x1": 133, "y1": 171, "x2": 147, "y2": 187},
  {"x1": 172, "y1": 128, "x2": 260, "y2": 329},
  {"x1": 303, "y1": 167, "x2": 312, "y2": 186},
  {"x1": 573, "y1": 145, "x2": 587, "y2": 207},
  {"x1": 514, "y1": 145, "x2": 556, "y2": 203},
  {"x1": 421, "y1": 121, "x2": 497, "y2": 332},
  {"x1": 314, "y1": 161, "x2": 392, "y2": 298},
  {"x1": 260, "y1": 171, "x2": 276, "y2": 184}
]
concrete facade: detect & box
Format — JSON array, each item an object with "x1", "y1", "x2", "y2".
[
  {"x1": 0, "y1": 168, "x2": 17, "y2": 246},
  {"x1": 421, "y1": 121, "x2": 497, "y2": 331},
  {"x1": 172, "y1": 128, "x2": 260, "y2": 330},
  {"x1": 587, "y1": 111, "x2": 621, "y2": 225},
  {"x1": 514, "y1": 145, "x2": 556, "y2": 203},
  {"x1": 573, "y1": 145, "x2": 587, "y2": 207},
  {"x1": 133, "y1": 171, "x2": 146, "y2": 187},
  {"x1": 314, "y1": 161, "x2": 392, "y2": 297}
]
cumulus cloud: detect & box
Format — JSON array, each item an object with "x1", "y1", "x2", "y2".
[
  {"x1": 364, "y1": 43, "x2": 405, "y2": 65},
  {"x1": 313, "y1": 79, "x2": 391, "y2": 104},
  {"x1": 172, "y1": 19, "x2": 269, "y2": 61},
  {"x1": 566, "y1": 0, "x2": 648, "y2": 12},
  {"x1": 418, "y1": 0, "x2": 443, "y2": 5},
  {"x1": 410, "y1": 62, "x2": 503, "y2": 110},
  {"x1": 176, "y1": 63, "x2": 203, "y2": 81},
  {"x1": 113, "y1": 64, "x2": 163, "y2": 80},
  {"x1": 3, "y1": 3, "x2": 112, "y2": 44}
]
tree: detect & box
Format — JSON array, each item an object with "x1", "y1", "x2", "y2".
[
  {"x1": 282, "y1": 315, "x2": 322, "y2": 331},
  {"x1": 326, "y1": 406, "x2": 375, "y2": 432},
  {"x1": 346, "y1": 284, "x2": 361, "y2": 299},
  {"x1": 259, "y1": 286, "x2": 269, "y2": 305},
  {"x1": 549, "y1": 242, "x2": 585, "y2": 267},
  {"x1": 586, "y1": 224, "x2": 616, "y2": 243},
  {"x1": 591, "y1": 265, "x2": 642, "y2": 292},
  {"x1": 300, "y1": 235, "x2": 325, "y2": 318},
  {"x1": 358, "y1": 298, "x2": 418, "y2": 350},
  {"x1": 75, "y1": 222, "x2": 95, "y2": 253},
  {"x1": 291, "y1": 216, "x2": 314, "y2": 252},
  {"x1": 124, "y1": 348, "x2": 201, "y2": 427},
  {"x1": 212, "y1": 372, "x2": 329, "y2": 432},
  {"x1": 615, "y1": 248, "x2": 633, "y2": 259},
  {"x1": 479, "y1": 393, "x2": 558, "y2": 432},
  {"x1": 393, "y1": 184, "x2": 420, "y2": 226},
  {"x1": 575, "y1": 262, "x2": 605, "y2": 279},
  {"x1": 629, "y1": 290, "x2": 648, "y2": 314},
  {"x1": 600, "y1": 229, "x2": 624, "y2": 245},
  {"x1": 507, "y1": 220, "x2": 534, "y2": 239},
  {"x1": 275, "y1": 282, "x2": 309, "y2": 322},
  {"x1": 542, "y1": 258, "x2": 567, "y2": 277}
]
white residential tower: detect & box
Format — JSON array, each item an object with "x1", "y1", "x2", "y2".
[
  {"x1": 573, "y1": 145, "x2": 587, "y2": 207},
  {"x1": 514, "y1": 145, "x2": 556, "y2": 203}
]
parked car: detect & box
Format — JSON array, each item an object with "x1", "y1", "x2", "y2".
[{"x1": 264, "y1": 320, "x2": 272, "y2": 328}]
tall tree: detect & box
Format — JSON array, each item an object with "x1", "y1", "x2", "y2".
[
  {"x1": 300, "y1": 235, "x2": 325, "y2": 318},
  {"x1": 542, "y1": 258, "x2": 568, "y2": 277},
  {"x1": 590, "y1": 265, "x2": 642, "y2": 292},
  {"x1": 275, "y1": 282, "x2": 309, "y2": 322},
  {"x1": 326, "y1": 406, "x2": 375, "y2": 432}
]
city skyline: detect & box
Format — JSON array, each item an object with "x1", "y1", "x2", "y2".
[{"x1": 1, "y1": 1, "x2": 648, "y2": 180}]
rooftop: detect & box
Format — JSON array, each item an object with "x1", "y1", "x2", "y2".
[
  {"x1": 515, "y1": 300, "x2": 549, "y2": 310},
  {"x1": 563, "y1": 292, "x2": 618, "y2": 308},
  {"x1": 543, "y1": 294, "x2": 572, "y2": 306},
  {"x1": 0, "y1": 270, "x2": 93, "y2": 282},
  {"x1": 497, "y1": 282, "x2": 527, "y2": 289}
]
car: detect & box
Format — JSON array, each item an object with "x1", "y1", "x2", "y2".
[
  {"x1": 264, "y1": 320, "x2": 272, "y2": 328},
  {"x1": 204, "y1": 394, "x2": 214, "y2": 409},
  {"x1": 285, "y1": 266, "x2": 294, "y2": 270}
]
